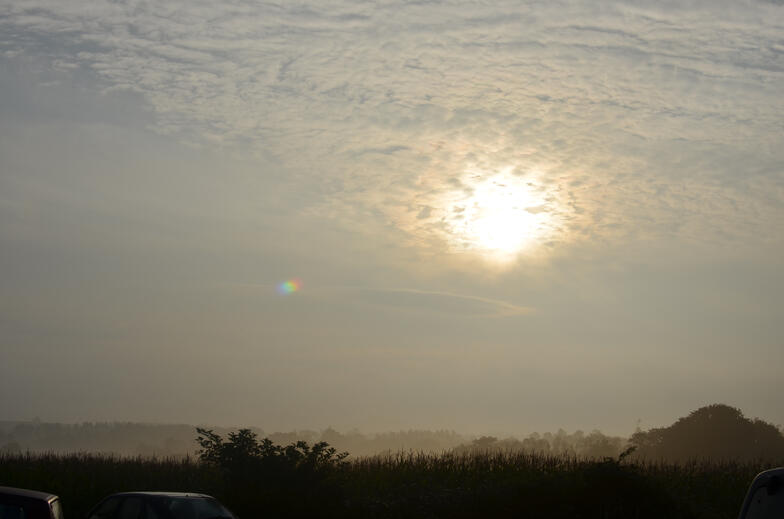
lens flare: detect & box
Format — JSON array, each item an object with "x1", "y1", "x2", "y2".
[{"x1": 277, "y1": 279, "x2": 302, "y2": 295}]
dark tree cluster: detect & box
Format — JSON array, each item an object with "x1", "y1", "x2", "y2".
[
  {"x1": 452, "y1": 429, "x2": 628, "y2": 459},
  {"x1": 630, "y1": 404, "x2": 784, "y2": 462},
  {"x1": 195, "y1": 428, "x2": 348, "y2": 517}
]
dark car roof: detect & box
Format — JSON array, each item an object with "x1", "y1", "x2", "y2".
[
  {"x1": 0, "y1": 486, "x2": 58, "y2": 503},
  {"x1": 104, "y1": 492, "x2": 212, "y2": 498}
]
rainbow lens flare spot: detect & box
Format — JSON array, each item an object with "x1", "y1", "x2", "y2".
[{"x1": 277, "y1": 279, "x2": 302, "y2": 295}]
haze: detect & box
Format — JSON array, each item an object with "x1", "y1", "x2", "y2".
[{"x1": 1, "y1": 0, "x2": 782, "y2": 437}]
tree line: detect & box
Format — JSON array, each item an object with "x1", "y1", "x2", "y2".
[{"x1": 2, "y1": 404, "x2": 782, "y2": 462}]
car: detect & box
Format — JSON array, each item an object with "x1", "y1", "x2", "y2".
[
  {"x1": 738, "y1": 467, "x2": 784, "y2": 519},
  {"x1": 86, "y1": 492, "x2": 236, "y2": 519},
  {"x1": 0, "y1": 486, "x2": 64, "y2": 519}
]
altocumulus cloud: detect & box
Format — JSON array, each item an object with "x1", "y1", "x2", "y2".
[{"x1": 1, "y1": 0, "x2": 782, "y2": 263}]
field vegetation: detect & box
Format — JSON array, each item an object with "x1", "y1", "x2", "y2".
[
  {"x1": 0, "y1": 442, "x2": 780, "y2": 518},
  {"x1": 2, "y1": 404, "x2": 782, "y2": 518}
]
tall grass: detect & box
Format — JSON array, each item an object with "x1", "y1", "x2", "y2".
[{"x1": 1, "y1": 451, "x2": 780, "y2": 518}]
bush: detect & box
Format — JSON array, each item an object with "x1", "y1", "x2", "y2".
[{"x1": 195, "y1": 428, "x2": 348, "y2": 517}]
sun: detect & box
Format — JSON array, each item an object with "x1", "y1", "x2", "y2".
[{"x1": 443, "y1": 168, "x2": 550, "y2": 261}]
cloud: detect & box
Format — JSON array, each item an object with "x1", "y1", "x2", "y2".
[
  {"x1": 1, "y1": 0, "x2": 782, "y2": 265},
  {"x1": 353, "y1": 287, "x2": 535, "y2": 317},
  {"x1": 223, "y1": 282, "x2": 534, "y2": 317}
]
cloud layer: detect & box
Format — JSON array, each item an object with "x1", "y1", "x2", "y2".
[{"x1": 2, "y1": 0, "x2": 782, "y2": 263}]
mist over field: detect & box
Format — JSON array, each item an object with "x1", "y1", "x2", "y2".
[
  {"x1": 0, "y1": 419, "x2": 613, "y2": 458},
  {"x1": 2, "y1": 404, "x2": 783, "y2": 463}
]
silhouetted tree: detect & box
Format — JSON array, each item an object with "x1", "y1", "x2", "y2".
[
  {"x1": 452, "y1": 430, "x2": 627, "y2": 459},
  {"x1": 195, "y1": 428, "x2": 348, "y2": 517},
  {"x1": 196, "y1": 427, "x2": 348, "y2": 475},
  {"x1": 630, "y1": 404, "x2": 784, "y2": 462},
  {"x1": 577, "y1": 430, "x2": 625, "y2": 459}
]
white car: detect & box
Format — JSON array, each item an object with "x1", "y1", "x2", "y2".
[{"x1": 738, "y1": 467, "x2": 783, "y2": 519}]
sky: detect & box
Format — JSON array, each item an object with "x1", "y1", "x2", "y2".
[{"x1": 0, "y1": 0, "x2": 782, "y2": 437}]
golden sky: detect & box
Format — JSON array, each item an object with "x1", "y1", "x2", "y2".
[{"x1": 0, "y1": 0, "x2": 782, "y2": 435}]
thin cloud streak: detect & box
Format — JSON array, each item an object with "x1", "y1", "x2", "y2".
[
  {"x1": 227, "y1": 283, "x2": 535, "y2": 317},
  {"x1": 362, "y1": 287, "x2": 535, "y2": 317}
]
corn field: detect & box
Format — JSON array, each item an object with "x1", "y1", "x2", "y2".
[{"x1": 1, "y1": 451, "x2": 780, "y2": 518}]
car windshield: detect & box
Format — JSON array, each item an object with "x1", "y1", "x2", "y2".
[{"x1": 149, "y1": 497, "x2": 234, "y2": 519}]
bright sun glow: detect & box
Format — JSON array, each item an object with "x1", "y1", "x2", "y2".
[{"x1": 444, "y1": 168, "x2": 551, "y2": 261}]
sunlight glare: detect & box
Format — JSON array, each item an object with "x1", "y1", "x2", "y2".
[{"x1": 445, "y1": 168, "x2": 550, "y2": 261}]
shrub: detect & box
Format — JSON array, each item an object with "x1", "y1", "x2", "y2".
[{"x1": 195, "y1": 428, "x2": 348, "y2": 517}]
